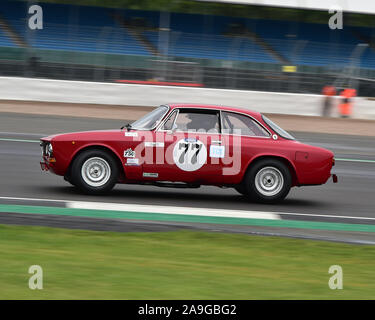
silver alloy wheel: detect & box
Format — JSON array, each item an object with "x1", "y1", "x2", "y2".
[
  {"x1": 81, "y1": 157, "x2": 111, "y2": 187},
  {"x1": 254, "y1": 166, "x2": 284, "y2": 197}
]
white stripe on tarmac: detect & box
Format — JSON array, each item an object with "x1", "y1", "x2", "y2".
[
  {"x1": 0, "y1": 138, "x2": 39, "y2": 143},
  {"x1": 2, "y1": 137, "x2": 375, "y2": 164},
  {"x1": 67, "y1": 201, "x2": 280, "y2": 220},
  {"x1": 0, "y1": 196, "x2": 68, "y2": 203},
  {"x1": 1, "y1": 135, "x2": 375, "y2": 164},
  {"x1": 0, "y1": 131, "x2": 46, "y2": 137},
  {"x1": 336, "y1": 158, "x2": 375, "y2": 164},
  {"x1": 275, "y1": 212, "x2": 375, "y2": 221},
  {"x1": 0, "y1": 197, "x2": 70, "y2": 202}
]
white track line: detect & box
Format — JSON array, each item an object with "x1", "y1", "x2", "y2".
[
  {"x1": 67, "y1": 201, "x2": 280, "y2": 220},
  {"x1": 0, "y1": 196, "x2": 68, "y2": 203},
  {"x1": 0, "y1": 131, "x2": 46, "y2": 137},
  {"x1": 0, "y1": 138, "x2": 39, "y2": 143},
  {"x1": 335, "y1": 158, "x2": 375, "y2": 164},
  {"x1": 1, "y1": 137, "x2": 375, "y2": 164},
  {"x1": 275, "y1": 212, "x2": 375, "y2": 221}
]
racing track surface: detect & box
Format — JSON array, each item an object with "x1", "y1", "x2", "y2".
[{"x1": 1, "y1": 112, "x2": 375, "y2": 243}]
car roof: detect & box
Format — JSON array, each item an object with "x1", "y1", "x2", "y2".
[{"x1": 167, "y1": 104, "x2": 262, "y2": 119}]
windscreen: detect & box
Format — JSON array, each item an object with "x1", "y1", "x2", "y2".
[{"x1": 131, "y1": 105, "x2": 169, "y2": 130}]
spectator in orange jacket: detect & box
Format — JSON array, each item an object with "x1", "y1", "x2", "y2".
[{"x1": 339, "y1": 88, "x2": 356, "y2": 118}]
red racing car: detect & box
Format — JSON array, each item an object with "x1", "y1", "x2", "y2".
[{"x1": 40, "y1": 104, "x2": 337, "y2": 203}]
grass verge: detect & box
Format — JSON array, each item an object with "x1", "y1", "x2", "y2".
[{"x1": 0, "y1": 224, "x2": 374, "y2": 299}]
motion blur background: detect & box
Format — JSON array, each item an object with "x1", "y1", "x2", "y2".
[{"x1": 0, "y1": 0, "x2": 375, "y2": 96}]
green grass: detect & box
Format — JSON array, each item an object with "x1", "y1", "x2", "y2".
[{"x1": 0, "y1": 224, "x2": 374, "y2": 299}]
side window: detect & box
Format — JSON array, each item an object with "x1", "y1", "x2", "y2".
[
  {"x1": 222, "y1": 112, "x2": 270, "y2": 137},
  {"x1": 161, "y1": 110, "x2": 177, "y2": 130},
  {"x1": 174, "y1": 110, "x2": 220, "y2": 133}
]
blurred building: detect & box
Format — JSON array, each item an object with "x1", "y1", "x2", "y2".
[{"x1": 0, "y1": 0, "x2": 374, "y2": 95}]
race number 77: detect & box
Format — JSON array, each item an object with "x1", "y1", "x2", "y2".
[{"x1": 178, "y1": 142, "x2": 202, "y2": 164}]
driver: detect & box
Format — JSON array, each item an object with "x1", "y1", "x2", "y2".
[{"x1": 185, "y1": 113, "x2": 218, "y2": 132}]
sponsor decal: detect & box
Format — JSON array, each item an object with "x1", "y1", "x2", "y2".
[
  {"x1": 124, "y1": 148, "x2": 136, "y2": 158},
  {"x1": 173, "y1": 139, "x2": 207, "y2": 172},
  {"x1": 126, "y1": 158, "x2": 139, "y2": 166},
  {"x1": 184, "y1": 138, "x2": 197, "y2": 143},
  {"x1": 210, "y1": 145, "x2": 225, "y2": 158},
  {"x1": 144, "y1": 142, "x2": 165, "y2": 147},
  {"x1": 125, "y1": 132, "x2": 138, "y2": 137},
  {"x1": 143, "y1": 172, "x2": 158, "y2": 178}
]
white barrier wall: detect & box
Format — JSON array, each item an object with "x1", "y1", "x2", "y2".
[{"x1": 0, "y1": 76, "x2": 374, "y2": 119}]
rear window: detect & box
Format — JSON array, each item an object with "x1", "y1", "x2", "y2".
[
  {"x1": 262, "y1": 115, "x2": 295, "y2": 140},
  {"x1": 222, "y1": 112, "x2": 270, "y2": 137}
]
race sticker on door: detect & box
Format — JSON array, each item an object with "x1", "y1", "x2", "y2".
[
  {"x1": 173, "y1": 139, "x2": 207, "y2": 172},
  {"x1": 210, "y1": 145, "x2": 225, "y2": 158},
  {"x1": 126, "y1": 158, "x2": 139, "y2": 166},
  {"x1": 143, "y1": 172, "x2": 158, "y2": 178}
]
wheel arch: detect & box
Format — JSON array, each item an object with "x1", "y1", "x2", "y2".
[
  {"x1": 65, "y1": 144, "x2": 125, "y2": 181},
  {"x1": 242, "y1": 155, "x2": 299, "y2": 186}
]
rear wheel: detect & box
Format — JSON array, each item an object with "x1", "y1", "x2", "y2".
[
  {"x1": 70, "y1": 149, "x2": 119, "y2": 194},
  {"x1": 244, "y1": 159, "x2": 292, "y2": 203}
]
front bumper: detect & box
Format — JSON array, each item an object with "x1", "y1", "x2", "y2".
[
  {"x1": 40, "y1": 156, "x2": 56, "y2": 172},
  {"x1": 40, "y1": 160, "x2": 49, "y2": 171}
]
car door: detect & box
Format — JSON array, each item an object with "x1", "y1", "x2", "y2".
[{"x1": 142, "y1": 108, "x2": 224, "y2": 184}]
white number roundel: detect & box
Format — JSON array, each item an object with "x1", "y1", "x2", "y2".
[{"x1": 173, "y1": 139, "x2": 207, "y2": 172}]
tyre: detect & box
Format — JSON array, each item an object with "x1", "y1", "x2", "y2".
[
  {"x1": 234, "y1": 184, "x2": 247, "y2": 196},
  {"x1": 64, "y1": 175, "x2": 76, "y2": 187},
  {"x1": 70, "y1": 149, "x2": 119, "y2": 194},
  {"x1": 243, "y1": 159, "x2": 292, "y2": 204}
]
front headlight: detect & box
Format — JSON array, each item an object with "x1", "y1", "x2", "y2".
[{"x1": 47, "y1": 143, "x2": 53, "y2": 157}]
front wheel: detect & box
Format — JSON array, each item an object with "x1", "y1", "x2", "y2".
[
  {"x1": 244, "y1": 159, "x2": 292, "y2": 203},
  {"x1": 234, "y1": 184, "x2": 247, "y2": 195},
  {"x1": 70, "y1": 149, "x2": 119, "y2": 194}
]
